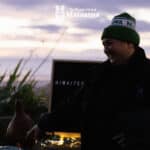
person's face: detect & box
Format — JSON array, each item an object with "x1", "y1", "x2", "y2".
[{"x1": 102, "y1": 38, "x2": 135, "y2": 64}]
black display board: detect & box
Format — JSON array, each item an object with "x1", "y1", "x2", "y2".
[{"x1": 50, "y1": 59, "x2": 101, "y2": 112}]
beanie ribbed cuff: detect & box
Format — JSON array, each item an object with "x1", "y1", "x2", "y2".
[
  {"x1": 101, "y1": 26, "x2": 140, "y2": 45},
  {"x1": 101, "y1": 12, "x2": 140, "y2": 46}
]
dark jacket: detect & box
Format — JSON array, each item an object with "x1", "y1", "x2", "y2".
[{"x1": 38, "y1": 47, "x2": 150, "y2": 150}]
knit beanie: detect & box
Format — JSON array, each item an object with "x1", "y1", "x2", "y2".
[{"x1": 101, "y1": 12, "x2": 140, "y2": 46}]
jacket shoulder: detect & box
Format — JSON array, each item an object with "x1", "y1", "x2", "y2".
[{"x1": 145, "y1": 57, "x2": 150, "y2": 65}]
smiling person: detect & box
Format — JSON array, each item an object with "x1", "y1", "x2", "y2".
[
  {"x1": 26, "y1": 12, "x2": 150, "y2": 150},
  {"x1": 102, "y1": 12, "x2": 139, "y2": 65}
]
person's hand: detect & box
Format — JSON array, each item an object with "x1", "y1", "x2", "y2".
[
  {"x1": 112, "y1": 132, "x2": 126, "y2": 148},
  {"x1": 25, "y1": 125, "x2": 40, "y2": 148}
]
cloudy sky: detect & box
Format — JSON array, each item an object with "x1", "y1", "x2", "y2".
[{"x1": 0, "y1": 0, "x2": 150, "y2": 82}]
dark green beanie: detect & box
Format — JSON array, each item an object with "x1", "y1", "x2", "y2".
[{"x1": 101, "y1": 12, "x2": 140, "y2": 46}]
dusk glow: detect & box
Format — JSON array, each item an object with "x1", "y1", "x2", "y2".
[{"x1": 0, "y1": 0, "x2": 150, "y2": 81}]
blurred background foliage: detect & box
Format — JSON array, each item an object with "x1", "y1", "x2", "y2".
[
  {"x1": 0, "y1": 59, "x2": 48, "y2": 144},
  {"x1": 0, "y1": 59, "x2": 48, "y2": 117}
]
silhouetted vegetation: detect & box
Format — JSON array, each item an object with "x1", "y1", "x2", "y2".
[{"x1": 0, "y1": 59, "x2": 48, "y2": 145}]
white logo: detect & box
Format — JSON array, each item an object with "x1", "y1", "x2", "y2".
[
  {"x1": 55, "y1": 5, "x2": 65, "y2": 19},
  {"x1": 111, "y1": 17, "x2": 136, "y2": 30},
  {"x1": 55, "y1": 5, "x2": 101, "y2": 19}
]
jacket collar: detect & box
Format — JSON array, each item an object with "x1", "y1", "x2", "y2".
[{"x1": 128, "y1": 47, "x2": 146, "y2": 66}]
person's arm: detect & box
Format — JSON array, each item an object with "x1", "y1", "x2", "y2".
[
  {"x1": 26, "y1": 85, "x2": 86, "y2": 142},
  {"x1": 37, "y1": 99, "x2": 83, "y2": 132}
]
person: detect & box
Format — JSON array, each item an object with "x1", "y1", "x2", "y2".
[{"x1": 26, "y1": 12, "x2": 150, "y2": 150}]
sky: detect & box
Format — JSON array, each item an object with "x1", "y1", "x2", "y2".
[{"x1": 0, "y1": 0, "x2": 150, "y2": 83}]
